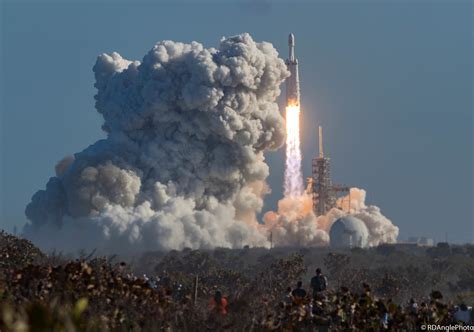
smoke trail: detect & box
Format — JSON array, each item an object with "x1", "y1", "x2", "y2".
[{"x1": 283, "y1": 105, "x2": 304, "y2": 197}]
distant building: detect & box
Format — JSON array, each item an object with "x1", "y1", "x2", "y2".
[
  {"x1": 407, "y1": 236, "x2": 434, "y2": 246},
  {"x1": 329, "y1": 216, "x2": 368, "y2": 248}
]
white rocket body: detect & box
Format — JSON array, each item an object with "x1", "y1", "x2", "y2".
[{"x1": 285, "y1": 33, "x2": 300, "y2": 106}]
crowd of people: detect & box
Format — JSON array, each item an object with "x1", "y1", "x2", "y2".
[
  {"x1": 256, "y1": 269, "x2": 473, "y2": 331},
  {"x1": 205, "y1": 268, "x2": 473, "y2": 331},
  {"x1": 1, "y1": 231, "x2": 473, "y2": 331}
]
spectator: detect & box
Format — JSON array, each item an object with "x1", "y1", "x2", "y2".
[
  {"x1": 291, "y1": 281, "x2": 307, "y2": 304},
  {"x1": 407, "y1": 298, "x2": 418, "y2": 315},
  {"x1": 283, "y1": 287, "x2": 293, "y2": 305},
  {"x1": 376, "y1": 300, "x2": 389, "y2": 328},
  {"x1": 209, "y1": 290, "x2": 228, "y2": 315},
  {"x1": 454, "y1": 304, "x2": 472, "y2": 324},
  {"x1": 310, "y1": 268, "x2": 328, "y2": 299}
]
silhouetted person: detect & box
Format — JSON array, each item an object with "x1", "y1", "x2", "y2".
[
  {"x1": 310, "y1": 268, "x2": 328, "y2": 299},
  {"x1": 454, "y1": 303, "x2": 472, "y2": 324},
  {"x1": 291, "y1": 281, "x2": 306, "y2": 304},
  {"x1": 210, "y1": 290, "x2": 228, "y2": 315},
  {"x1": 283, "y1": 286, "x2": 293, "y2": 305},
  {"x1": 408, "y1": 298, "x2": 418, "y2": 315}
]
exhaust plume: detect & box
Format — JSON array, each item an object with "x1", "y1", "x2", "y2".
[
  {"x1": 283, "y1": 104, "x2": 304, "y2": 197},
  {"x1": 23, "y1": 33, "x2": 398, "y2": 253},
  {"x1": 24, "y1": 34, "x2": 290, "y2": 253},
  {"x1": 263, "y1": 188, "x2": 399, "y2": 247}
]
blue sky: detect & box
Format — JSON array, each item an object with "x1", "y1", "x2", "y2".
[{"x1": 1, "y1": 0, "x2": 472, "y2": 243}]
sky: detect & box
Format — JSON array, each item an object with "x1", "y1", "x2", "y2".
[{"x1": 0, "y1": 0, "x2": 472, "y2": 244}]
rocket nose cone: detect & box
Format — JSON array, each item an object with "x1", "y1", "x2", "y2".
[{"x1": 288, "y1": 33, "x2": 295, "y2": 46}]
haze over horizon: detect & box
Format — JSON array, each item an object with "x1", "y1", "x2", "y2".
[{"x1": 1, "y1": 0, "x2": 472, "y2": 245}]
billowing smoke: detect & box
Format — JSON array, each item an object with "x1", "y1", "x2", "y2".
[
  {"x1": 263, "y1": 188, "x2": 399, "y2": 247},
  {"x1": 347, "y1": 188, "x2": 399, "y2": 246},
  {"x1": 24, "y1": 34, "x2": 290, "y2": 253},
  {"x1": 24, "y1": 33, "x2": 398, "y2": 253}
]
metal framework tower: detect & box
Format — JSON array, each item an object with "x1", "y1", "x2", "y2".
[{"x1": 310, "y1": 126, "x2": 350, "y2": 216}]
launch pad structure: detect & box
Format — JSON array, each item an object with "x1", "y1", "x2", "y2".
[{"x1": 308, "y1": 127, "x2": 350, "y2": 216}]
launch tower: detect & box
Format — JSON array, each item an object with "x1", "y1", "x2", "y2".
[{"x1": 310, "y1": 127, "x2": 350, "y2": 215}]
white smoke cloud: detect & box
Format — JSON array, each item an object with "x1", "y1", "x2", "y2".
[
  {"x1": 263, "y1": 188, "x2": 399, "y2": 247},
  {"x1": 24, "y1": 34, "x2": 398, "y2": 254},
  {"x1": 24, "y1": 33, "x2": 290, "y2": 254},
  {"x1": 348, "y1": 188, "x2": 399, "y2": 246}
]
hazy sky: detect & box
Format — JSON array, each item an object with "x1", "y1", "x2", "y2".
[{"x1": 1, "y1": 0, "x2": 472, "y2": 243}]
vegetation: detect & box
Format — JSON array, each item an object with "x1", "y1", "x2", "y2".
[{"x1": 1, "y1": 231, "x2": 473, "y2": 331}]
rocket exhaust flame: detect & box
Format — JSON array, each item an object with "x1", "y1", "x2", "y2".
[
  {"x1": 284, "y1": 33, "x2": 304, "y2": 197},
  {"x1": 284, "y1": 104, "x2": 304, "y2": 197}
]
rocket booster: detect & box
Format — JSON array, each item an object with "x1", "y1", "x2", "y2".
[{"x1": 285, "y1": 33, "x2": 300, "y2": 106}]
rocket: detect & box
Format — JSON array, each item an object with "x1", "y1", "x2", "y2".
[{"x1": 285, "y1": 33, "x2": 300, "y2": 107}]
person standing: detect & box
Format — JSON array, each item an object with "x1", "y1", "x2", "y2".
[
  {"x1": 291, "y1": 281, "x2": 307, "y2": 305},
  {"x1": 310, "y1": 268, "x2": 328, "y2": 300},
  {"x1": 209, "y1": 290, "x2": 228, "y2": 315}
]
